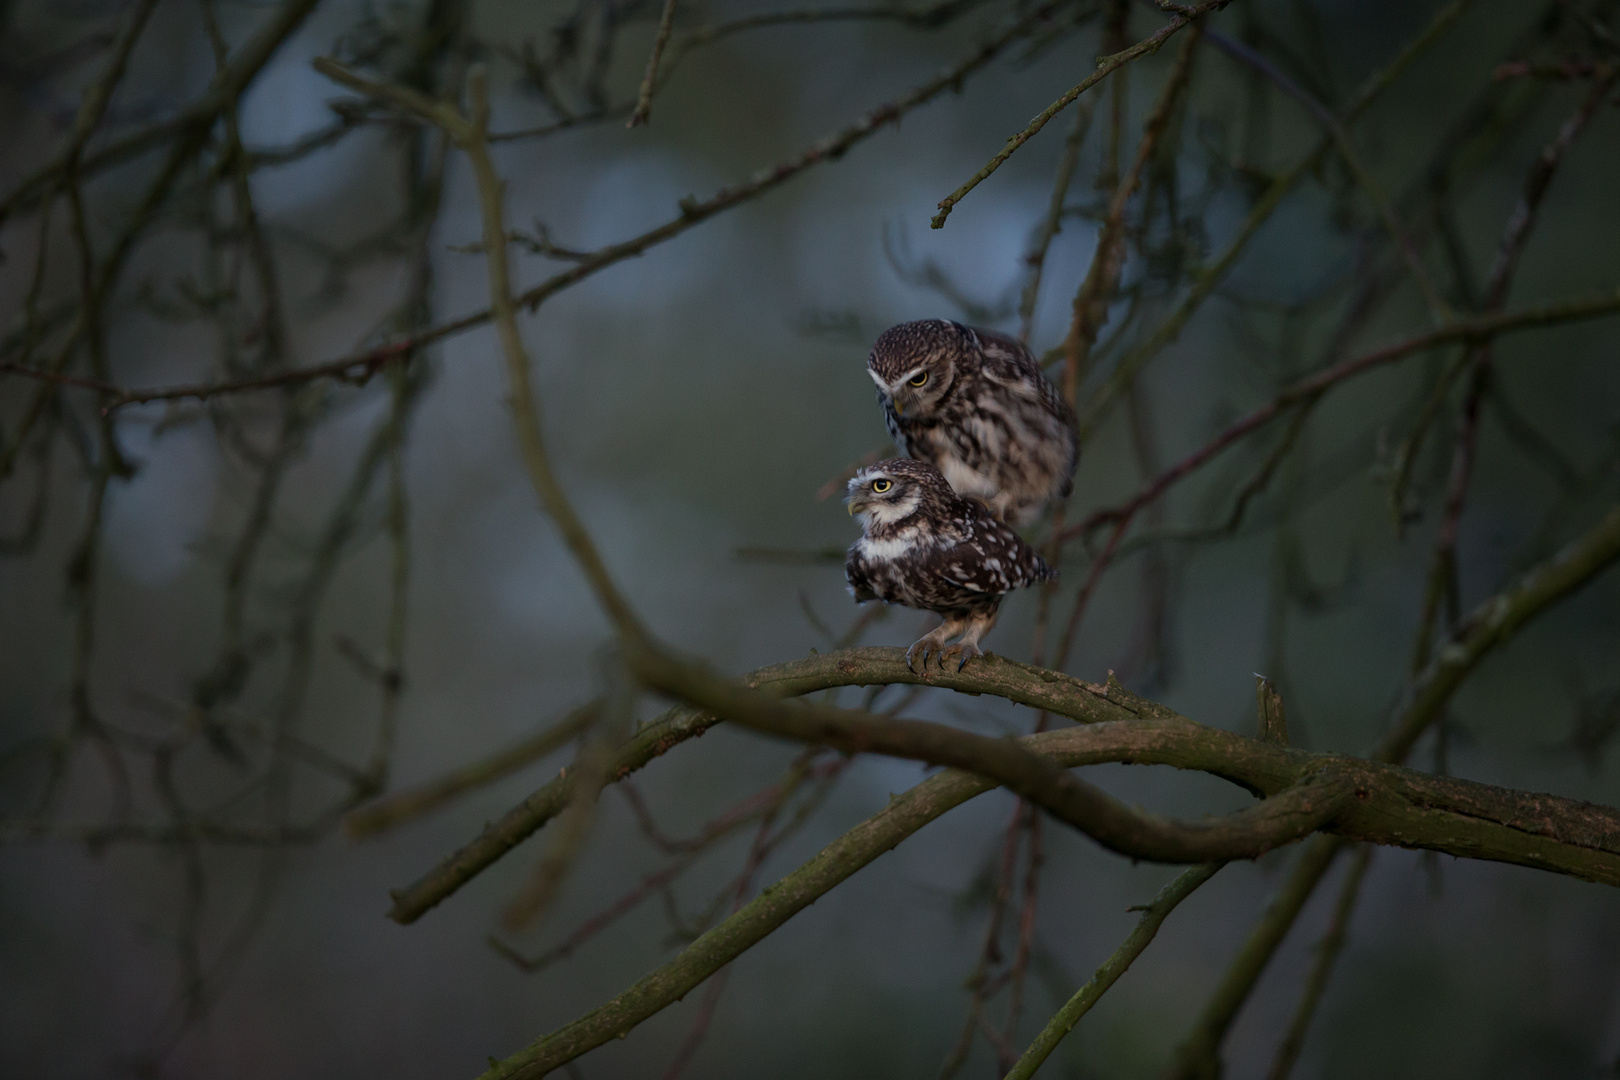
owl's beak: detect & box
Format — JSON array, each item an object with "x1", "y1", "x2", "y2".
[
  {"x1": 892, "y1": 400, "x2": 905, "y2": 418},
  {"x1": 846, "y1": 497, "x2": 869, "y2": 517}
]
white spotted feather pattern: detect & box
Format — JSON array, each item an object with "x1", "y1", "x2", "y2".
[{"x1": 844, "y1": 459, "x2": 1054, "y2": 618}]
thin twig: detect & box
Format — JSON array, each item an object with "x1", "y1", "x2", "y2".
[
  {"x1": 1061, "y1": 290, "x2": 1620, "y2": 547},
  {"x1": 3, "y1": 11, "x2": 1057, "y2": 417},
  {"x1": 1073, "y1": 0, "x2": 1481, "y2": 440},
  {"x1": 1264, "y1": 845, "x2": 1373, "y2": 1080},
  {"x1": 628, "y1": 0, "x2": 680, "y2": 127},
  {"x1": 346, "y1": 703, "x2": 602, "y2": 838},
  {"x1": 931, "y1": 0, "x2": 1233, "y2": 228},
  {"x1": 1018, "y1": 94, "x2": 1095, "y2": 342},
  {"x1": 1060, "y1": 24, "x2": 1201, "y2": 405},
  {"x1": 1004, "y1": 862, "x2": 1223, "y2": 1079},
  {"x1": 1202, "y1": 26, "x2": 1451, "y2": 323}
]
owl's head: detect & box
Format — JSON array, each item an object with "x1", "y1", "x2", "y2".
[
  {"x1": 845, "y1": 458, "x2": 952, "y2": 529},
  {"x1": 866, "y1": 319, "x2": 968, "y2": 419}
]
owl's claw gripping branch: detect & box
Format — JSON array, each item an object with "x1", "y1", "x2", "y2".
[
  {"x1": 941, "y1": 608, "x2": 996, "y2": 671},
  {"x1": 905, "y1": 615, "x2": 966, "y2": 671},
  {"x1": 938, "y1": 641, "x2": 983, "y2": 672}
]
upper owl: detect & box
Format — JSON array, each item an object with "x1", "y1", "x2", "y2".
[{"x1": 866, "y1": 320, "x2": 1078, "y2": 525}]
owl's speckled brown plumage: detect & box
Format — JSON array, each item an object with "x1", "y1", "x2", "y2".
[
  {"x1": 867, "y1": 320, "x2": 1078, "y2": 525},
  {"x1": 844, "y1": 458, "x2": 1055, "y2": 670}
]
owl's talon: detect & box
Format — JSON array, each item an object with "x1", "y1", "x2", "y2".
[
  {"x1": 904, "y1": 641, "x2": 925, "y2": 672},
  {"x1": 940, "y1": 642, "x2": 983, "y2": 671},
  {"x1": 905, "y1": 639, "x2": 938, "y2": 672},
  {"x1": 906, "y1": 619, "x2": 963, "y2": 674}
]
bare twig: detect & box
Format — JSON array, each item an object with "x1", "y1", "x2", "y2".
[
  {"x1": 1073, "y1": 0, "x2": 1481, "y2": 439},
  {"x1": 1202, "y1": 26, "x2": 1450, "y2": 322},
  {"x1": 627, "y1": 0, "x2": 679, "y2": 127},
  {"x1": 346, "y1": 703, "x2": 602, "y2": 838},
  {"x1": 931, "y1": 0, "x2": 1232, "y2": 228},
  {"x1": 1005, "y1": 862, "x2": 1223, "y2": 1079},
  {"x1": 1061, "y1": 290, "x2": 1620, "y2": 547},
  {"x1": 1060, "y1": 24, "x2": 1201, "y2": 405},
  {"x1": 1018, "y1": 94, "x2": 1095, "y2": 342},
  {"x1": 1264, "y1": 845, "x2": 1373, "y2": 1080},
  {"x1": 0, "y1": 0, "x2": 325, "y2": 226},
  {"x1": 4, "y1": 10, "x2": 1056, "y2": 417}
]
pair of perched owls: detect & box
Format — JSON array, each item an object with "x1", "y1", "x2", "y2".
[{"x1": 843, "y1": 320, "x2": 1079, "y2": 671}]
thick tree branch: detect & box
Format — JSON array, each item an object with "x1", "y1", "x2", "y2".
[
  {"x1": 345, "y1": 702, "x2": 602, "y2": 839},
  {"x1": 472, "y1": 673, "x2": 1620, "y2": 1079},
  {"x1": 1161, "y1": 501, "x2": 1620, "y2": 1078},
  {"x1": 632, "y1": 648, "x2": 1360, "y2": 866},
  {"x1": 386, "y1": 653, "x2": 1127, "y2": 923}
]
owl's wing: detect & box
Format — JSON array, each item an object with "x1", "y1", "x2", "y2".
[
  {"x1": 972, "y1": 327, "x2": 1078, "y2": 427},
  {"x1": 928, "y1": 537, "x2": 997, "y2": 596},
  {"x1": 986, "y1": 512, "x2": 1058, "y2": 586},
  {"x1": 972, "y1": 327, "x2": 1043, "y2": 385},
  {"x1": 942, "y1": 518, "x2": 1057, "y2": 594}
]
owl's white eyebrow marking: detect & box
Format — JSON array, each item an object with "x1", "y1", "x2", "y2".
[{"x1": 867, "y1": 368, "x2": 891, "y2": 392}]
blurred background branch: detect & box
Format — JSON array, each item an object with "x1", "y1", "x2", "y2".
[{"x1": 4, "y1": 1, "x2": 1620, "y2": 1078}]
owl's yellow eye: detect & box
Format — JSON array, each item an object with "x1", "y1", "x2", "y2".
[
  {"x1": 907, "y1": 371, "x2": 929, "y2": 387},
  {"x1": 871, "y1": 478, "x2": 893, "y2": 494}
]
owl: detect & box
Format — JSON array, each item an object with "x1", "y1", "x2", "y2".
[
  {"x1": 844, "y1": 458, "x2": 1057, "y2": 671},
  {"x1": 867, "y1": 319, "x2": 1078, "y2": 525}
]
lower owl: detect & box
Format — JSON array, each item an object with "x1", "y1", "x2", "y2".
[{"x1": 844, "y1": 458, "x2": 1056, "y2": 671}]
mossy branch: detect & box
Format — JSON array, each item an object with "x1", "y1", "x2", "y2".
[{"x1": 472, "y1": 684, "x2": 1620, "y2": 1079}]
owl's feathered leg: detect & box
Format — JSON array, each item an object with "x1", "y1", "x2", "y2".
[
  {"x1": 939, "y1": 607, "x2": 999, "y2": 671},
  {"x1": 906, "y1": 614, "x2": 967, "y2": 672}
]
